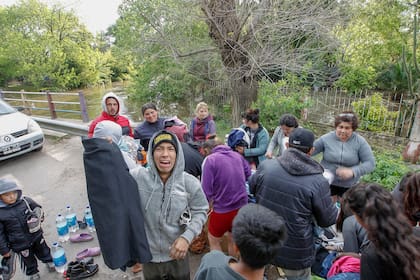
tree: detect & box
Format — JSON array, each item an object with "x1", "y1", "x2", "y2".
[
  {"x1": 115, "y1": 0, "x2": 345, "y2": 124},
  {"x1": 402, "y1": 0, "x2": 420, "y2": 163},
  {"x1": 0, "y1": 0, "x2": 114, "y2": 89},
  {"x1": 334, "y1": 0, "x2": 408, "y2": 92}
]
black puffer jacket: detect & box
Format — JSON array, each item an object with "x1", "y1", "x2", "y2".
[
  {"x1": 0, "y1": 196, "x2": 43, "y2": 254},
  {"x1": 250, "y1": 148, "x2": 338, "y2": 270}
]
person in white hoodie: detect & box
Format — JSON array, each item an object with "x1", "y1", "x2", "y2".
[{"x1": 130, "y1": 130, "x2": 209, "y2": 280}]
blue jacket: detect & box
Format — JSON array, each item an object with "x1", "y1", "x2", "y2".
[
  {"x1": 133, "y1": 117, "x2": 166, "y2": 150},
  {"x1": 240, "y1": 124, "x2": 269, "y2": 167},
  {"x1": 0, "y1": 195, "x2": 43, "y2": 254}
]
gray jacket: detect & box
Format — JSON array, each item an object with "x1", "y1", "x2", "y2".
[
  {"x1": 130, "y1": 132, "x2": 209, "y2": 263},
  {"x1": 266, "y1": 126, "x2": 287, "y2": 157},
  {"x1": 312, "y1": 131, "x2": 375, "y2": 188}
]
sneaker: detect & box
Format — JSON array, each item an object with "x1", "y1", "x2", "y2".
[
  {"x1": 28, "y1": 273, "x2": 41, "y2": 280},
  {"x1": 46, "y1": 262, "x2": 56, "y2": 272},
  {"x1": 1, "y1": 252, "x2": 16, "y2": 280},
  {"x1": 65, "y1": 261, "x2": 99, "y2": 280}
]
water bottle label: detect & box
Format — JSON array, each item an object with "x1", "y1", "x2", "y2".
[
  {"x1": 66, "y1": 215, "x2": 77, "y2": 227},
  {"x1": 52, "y1": 252, "x2": 67, "y2": 267},
  {"x1": 57, "y1": 225, "x2": 69, "y2": 236}
]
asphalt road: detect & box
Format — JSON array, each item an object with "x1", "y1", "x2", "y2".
[{"x1": 0, "y1": 134, "x2": 204, "y2": 280}]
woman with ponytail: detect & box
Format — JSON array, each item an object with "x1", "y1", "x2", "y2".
[{"x1": 344, "y1": 183, "x2": 420, "y2": 280}]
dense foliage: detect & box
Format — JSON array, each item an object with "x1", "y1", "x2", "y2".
[
  {"x1": 0, "y1": 0, "x2": 122, "y2": 90},
  {"x1": 253, "y1": 77, "x2": 312, "y2": 132},
  {"x1": 352, "y1": 93, "x2": 399, "y2": 132},
  {"x1": 361, "y1": 150, "x2": 413, "y2": 191}
]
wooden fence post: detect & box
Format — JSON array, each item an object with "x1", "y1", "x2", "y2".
[
  {"x1": 78, "y1": 91, "x2": 89, "y2": 122},
  {"x1": 46, "y1": 91, "x2": 57, "y2": 119}
]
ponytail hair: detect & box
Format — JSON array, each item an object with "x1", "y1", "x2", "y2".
[
  {"x1": 242, "y1": 108, "x2": 260, "y2": 123},
  {"x1": 344, "y1": 183, "x2": 420, "y2": 280}
]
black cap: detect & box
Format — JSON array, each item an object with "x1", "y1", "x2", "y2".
[{"x1": 289, "y1": 128, "x2": 315, "y2": 148}]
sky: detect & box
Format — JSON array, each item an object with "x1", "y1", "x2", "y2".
[{"x1": 0, "y1": 0, "x2": 123, "y2": 33}]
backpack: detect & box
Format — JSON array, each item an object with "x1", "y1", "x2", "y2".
[{"x1": 164, "y1": 116, "x2": 188, "y2": 142}]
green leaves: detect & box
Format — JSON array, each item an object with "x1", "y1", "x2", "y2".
[
  {"x1": 253, "y1": 76, "x2": 312, "y2": 132},
  {"x1": 0, "y1": 0, "x2": 113, "y2": 90},
  {"x1": 352, "y1": 92, "x2": 398, "y2": 133},
  {"x1": 361, "y1": 150, "x2": 411, "y2": 191}
]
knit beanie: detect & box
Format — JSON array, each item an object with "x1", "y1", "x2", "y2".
[
  {"x1": 0, "y1": 178, "x2": 21, "y2": 195},
  {"x1": 151, "y1": 131, "x2": 178, "y2": 154}
]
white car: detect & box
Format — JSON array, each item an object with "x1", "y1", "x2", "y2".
[{"x1": 0, "y1": 99, "x2": 44, "y2": 161}]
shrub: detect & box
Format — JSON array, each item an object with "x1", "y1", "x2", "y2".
[
  {"x1": 254, "y1": 77, "x2": 312, "y2": 132},
  {"x1": 335, "y1": 64, "x2": 376, "y2": 93},
  {"x1": 352, "y1": 92, "x2": 398, "y2": 133},
  {"x1": 361, "y1": 150, "x2": 411, "y2": 191}
]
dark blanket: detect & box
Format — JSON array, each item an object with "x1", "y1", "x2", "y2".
[{"x1": 82, "y1": 138, "x2": 152, "y2": 270}]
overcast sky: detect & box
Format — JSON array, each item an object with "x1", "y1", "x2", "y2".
[{"x1": 0, "y1": 0, "x2": 123, "y2": 33}]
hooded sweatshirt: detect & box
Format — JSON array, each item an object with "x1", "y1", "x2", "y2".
[
  {"x1": 88, "y1": 92, "x2": 133, "y2": 138},
  {"x1": 130, "y1": 131, "x2": 209, "y2": 263},
  {"x1": 201, "y1": 145, "x2": 251, "y2": 213},
  {"x1": 249, "y1": 148, "x2": 337, "y2": 269},
  {"x1": 0, "y1": 178, "x2": 43, "y2": 254}
]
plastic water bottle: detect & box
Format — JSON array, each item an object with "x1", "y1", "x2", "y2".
[
  {"x1": 84, "y1": 206, "x2": 96, "y2": 232},
  {"x1": 51, "y1": 242, "x2": 67, "y2": 273},
  {"x1": 65, "y1": 206, "x2": 79, "y2": 233},
  {"x1": 56, "y1": 214, "x2": 69, "y2": 242}
]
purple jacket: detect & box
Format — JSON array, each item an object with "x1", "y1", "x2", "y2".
[{"x1": 201, "y1": 145, "x2": 251, "y2": 213}]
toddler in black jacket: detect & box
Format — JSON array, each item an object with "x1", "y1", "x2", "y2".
[{"x1": 0, "y1": 177, "x2": 55, "y2": 280}]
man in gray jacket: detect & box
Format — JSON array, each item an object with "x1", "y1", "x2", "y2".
[
  {"x1": 250, "y1": 128, "x2": 337, "y2": 280},
  {"x1": 130, "y1": 130, "x2": 209, "y2": 280}
]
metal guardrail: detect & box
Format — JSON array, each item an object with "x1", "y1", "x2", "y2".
[
  {"x1": 32, "y1": 117, "x2": 139, "y2": 137},
  {"x1": 32, "y1": 117, "x2": 89, "y2": 137},
  {"x1": 1, "y1": 90, "x2": 89, "y2": 122}
]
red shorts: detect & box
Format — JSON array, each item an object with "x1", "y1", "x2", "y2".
[{"x1": 208, "y1": 209, "x2": 239, "y2": 238}]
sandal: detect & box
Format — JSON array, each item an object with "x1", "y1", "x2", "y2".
[
  {"x1": 69, "y1": 233, "x2": 94, "y2": 243},
  {"x1": 76, "y1": 247, "x2": 101, "y2": 260}
]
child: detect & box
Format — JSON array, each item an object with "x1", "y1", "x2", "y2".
[{"x1": 0, "y1": 177, "x2": 54, "y2": 280}]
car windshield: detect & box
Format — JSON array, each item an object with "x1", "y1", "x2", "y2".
[{"x1": 0, "y1": 100, "x2": 17, "y2": 115}]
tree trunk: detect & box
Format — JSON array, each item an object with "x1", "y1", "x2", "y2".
[
  {"x1": 403, "y1": 99, "x2": 420, "y2": 163},
  {"x1": 230, "y1": 77, "x2": 258, "y2": 126}
]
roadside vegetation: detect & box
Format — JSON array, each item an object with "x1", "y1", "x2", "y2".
[{"x1": 1, "y1": 0, "x2": 419, "y2": 181}]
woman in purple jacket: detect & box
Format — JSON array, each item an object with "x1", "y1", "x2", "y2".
[{"x1": 201, "y1": 139, "x2": 251, "y2": 257}]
